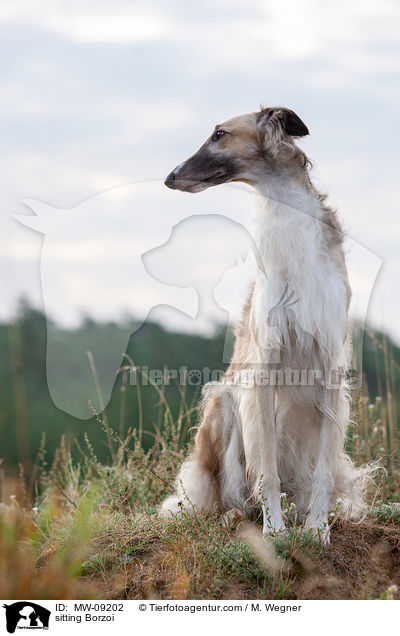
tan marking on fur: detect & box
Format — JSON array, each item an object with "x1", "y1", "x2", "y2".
[
  {"x1": 213, "y1": 114, "x2": 260, "y2": 158},
  {"x1": 194, "y1": 396, "x2": 225, "y2": 509}
]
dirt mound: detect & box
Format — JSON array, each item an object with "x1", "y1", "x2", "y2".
[
  {"x1": 293, "y1": 519, "x2": 400, "y2": 599},
  {"x1": 107, "y1": 518, "x2": 400, "y2": 601}
]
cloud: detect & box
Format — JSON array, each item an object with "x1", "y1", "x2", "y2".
[
  {"x1": 0, "y1": 1, "x2": 173, "y2": 43},
  {"x1": 0, "y1": 0, "x2": 399, "y2": 344}
]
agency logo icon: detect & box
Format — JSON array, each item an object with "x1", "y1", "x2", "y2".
[{"x1": 2, "y1": 602, "x2": 50, "y2": 633}]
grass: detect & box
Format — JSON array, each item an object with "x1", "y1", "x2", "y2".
[{"x1": 0, "y1": 355, "x2": 400, "y2": 601}]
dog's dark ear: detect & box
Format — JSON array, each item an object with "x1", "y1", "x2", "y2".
[
  {"x1": 279, "y1": 108, "x2": 309, "y2": 137},
  {"x1": 257, "y1": 107, "x2": 309, "y2": 138},
  {"x1": 257, "y1": 107, "x2": 309, "y2": 156}
]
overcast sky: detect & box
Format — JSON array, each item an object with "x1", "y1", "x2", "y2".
[{"x1": 1, "y1": 0, "x2": 399, "y2": 342}]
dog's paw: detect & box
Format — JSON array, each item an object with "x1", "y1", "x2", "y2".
[
  {"x1": 304, "y1": 516, "x2": 330, "y2": 544},
  {"x1": 221, "y1": 508, "x2": 246, "y2": 532},
  {"x1": 262, "y1": 517, "x2": 286, "y2": 538}
]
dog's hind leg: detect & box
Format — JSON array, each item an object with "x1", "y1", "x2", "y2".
[
  {"x1": 160, "y1": 390, "x2": 236, "y2": 517},
  {"x1": 219, "y1": 395, "x2": 250, "y2": 513}
]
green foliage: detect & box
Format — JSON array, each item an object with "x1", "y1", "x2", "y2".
[
  {"x1": 370, "y1": 501, "x2": 400, "y2": 523},
  {"x1": 1, "y1": 303, "x2": 400, "y2": 485},
  {"x1": 378, "y1": 585, "x2": 398, "y2": 600},
  {"x1": 0, "y1": 302, "x2": 228, "y2": 469},
  {"x1": 272, "y1": 527, "x2": 322, "y2": 560}
]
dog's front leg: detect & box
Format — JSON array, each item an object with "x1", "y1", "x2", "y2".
[
  {"x1": 239, "y1": 383, "x2": 284, "y2": 535},
  {"x1": 258, "y1": 385, "x2": 285, "y2": 535},
  {"x1": 306, "y1": 384, "x2": 339, "y2": 544}
]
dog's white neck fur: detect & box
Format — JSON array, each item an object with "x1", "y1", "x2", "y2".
[
  {"x1": 249, "y1": 173, "x2": 348, "y2": 361},
  {"x1": 255, "y1": 172, "x2": 319, "y2": 215}
]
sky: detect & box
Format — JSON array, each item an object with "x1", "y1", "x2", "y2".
[{"x1": 1, "y1": 0, "x2": 400, "y2": 342}]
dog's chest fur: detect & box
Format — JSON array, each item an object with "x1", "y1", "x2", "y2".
[{"x1": 248, "y1": 186, "x2": 350, "y2": 367}]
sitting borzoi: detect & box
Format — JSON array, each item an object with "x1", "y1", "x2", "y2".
[{"x1": 160, "y1": 105, "x2": 369, "y2": 543}]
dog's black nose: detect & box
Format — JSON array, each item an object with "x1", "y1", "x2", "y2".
[{"x1": 164, "y1": 171, "x2": 176, "y2": 189}]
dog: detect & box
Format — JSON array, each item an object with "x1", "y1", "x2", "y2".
[{"x1": 160, "y1": 105, "x2": 369, "y2": 543}]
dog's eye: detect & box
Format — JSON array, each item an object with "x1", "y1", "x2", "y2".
[{"x1": 211, "y1": 129, "x2": 226, "y2": 142}]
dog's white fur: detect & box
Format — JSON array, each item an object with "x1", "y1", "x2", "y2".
[{"x1": 160, "y1": 107, "x2": 371, "y2": 542}]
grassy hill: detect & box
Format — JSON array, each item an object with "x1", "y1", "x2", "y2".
[
  {"x1": 0, "y1": 301, "x2": 400, "y2": 600},
  {"x1": 0, "y1": 417, "x2": 399, "y2": 601}
]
